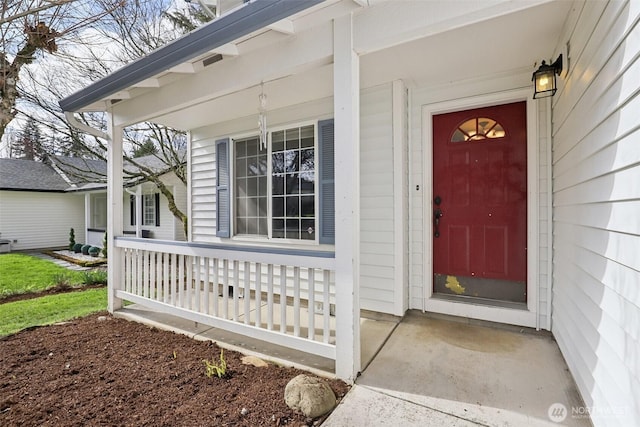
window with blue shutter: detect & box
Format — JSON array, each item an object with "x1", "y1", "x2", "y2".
[
  {"x1": 318, "y1": 119, "x2": 335, "y2": 244},
  {"x1": 216, "y1": 138, "x2": 231, "y2": 238}
]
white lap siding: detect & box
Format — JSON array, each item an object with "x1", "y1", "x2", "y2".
[
  {"x1": 0, "y1": 191, "x2": 85, "y2": 250},
  {"x1": 359, "y1": 84, "x2": 397, "y2": 314},
  {"x1": 551, "y1": 1, "x2": 640, "y2": 426}
]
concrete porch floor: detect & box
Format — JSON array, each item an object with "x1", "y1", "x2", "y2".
[{"x1": 324, "y1": 311, "x2": 591, "y2": 426}]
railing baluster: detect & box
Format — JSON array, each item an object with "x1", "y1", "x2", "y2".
[
  {"x1": 222, "y1": 259, "x2": 229, "y2": 319},
  {"x1": 185, "y1": 256, "x2": 192, "y2": 310},
  {"x1": 213, "y1": 258, "x2": 219, "y2": 317},
  {"x1": 194, "y1": 256, "x2": 201, "y2": 312},
  {"x1": 243, "y1": 262, "x2": 250, "y2": 325},
  {"x1": 255, "y1": 263, "x2": 262, "y2": 328},
  {"x1": 178, "y1": 254, "x2": 185, "y2": 308},
  {"x1": 144, "y1": 250, "x2": 150, "y2": 298},
  {"x1": 267, "y1": 264, "x2": 274, "y2": 330},
  {"x1": 170, "y1": 253, "x2": 177, "y2": 306},
  {"x1": 163, "y1": 252, "x2": 169, "y2": 303},
  {"x1": 155, "y1": 252, "x2": 161, "y2": 301},
  {"x1": 136, "y1": 250, "x2": 142, "y2": 296},
  {"x1": 308, "y1": 268, "x2": 315, "y2": 340},
  {"x1": 280, "y1": 265, "x2": 287, "y2": 334},
  {"x1": 293, "y1": 267, "x2": 300, "y2": 337},
  {"x1": 323, "y1": 269, "x2": 330, "y2": 343},
  {"x1": 125, "y1": 249, "x2": 131, "y2": 293},
  {"x1": 203, "y1": 258, "x2": 210, "y2": 315},
  {"x1": 232, "y1": 260, "x2": 239, "y2": 322}
]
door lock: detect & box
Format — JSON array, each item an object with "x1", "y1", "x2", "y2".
[{"x1": 433, "y1": 196, "x2": 443, "y2": 238}]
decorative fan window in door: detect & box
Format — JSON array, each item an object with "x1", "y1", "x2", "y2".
[{"x1": 451, "y1": 117, "x2": 505, "y2": 142}]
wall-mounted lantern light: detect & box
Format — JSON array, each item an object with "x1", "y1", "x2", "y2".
[{"x1": 532, "y1": 54, "x2": 563, "y2": 99}]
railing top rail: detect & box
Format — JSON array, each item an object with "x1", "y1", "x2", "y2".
[{"x1": 114, "y1": 237, "x2": 335, "y2": 269}]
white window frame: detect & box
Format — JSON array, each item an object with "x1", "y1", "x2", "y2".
[
  {"x1": 90, "y1": 193, "x2": 107, "y2": 229},
  {"x1": 142, "y1": 193, "x2": 156, "y2": 227},
  {"x1": 230, "y1": 121, "x2": 319, "y2": 244}
]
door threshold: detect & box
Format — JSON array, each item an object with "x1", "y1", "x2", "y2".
[{"x1": 431, "y1": 293, "x2": 528, "y2": 311}]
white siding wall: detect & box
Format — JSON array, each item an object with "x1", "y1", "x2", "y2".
[
  {"x1": 409, "y1": 73, "x2": 551, "y2": 328},
  {"x1": 551, "y1": 1, "x2": 640, "y2": 426},
  {"x1": 0, "y1": 191, "x2": 85, "y2": 250},
  {"x1": 189, "y1": 87, "x2": 400, "y2": 315},
  {"x1": 360, "y1": 84, "x2": 397, "y2": 314}
]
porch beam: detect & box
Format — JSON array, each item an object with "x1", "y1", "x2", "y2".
[
  {"x1": 107, "y1": 114, "x2": 124, "y2": 312},
  {"x1": 333, "y1": 12, "x2": 361, "y2": 383},
  {"x1": 267, "y1": 19, "x2": 294, "y2": 34},
  {"x1": 212, "y1": 43, "x2": 239, "y2": 56}
]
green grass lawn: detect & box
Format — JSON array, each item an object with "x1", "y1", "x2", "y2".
[
  {"x1": 0, "y1": 253, "x2": 85, "y2": 297},
  {"x1": 0, "y1": 288, "x2": 107, "y2": 336}
]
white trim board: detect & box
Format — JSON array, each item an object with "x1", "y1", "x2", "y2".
[{"x1": 420, "y1": 88, "x2": 541, "y2": 329}]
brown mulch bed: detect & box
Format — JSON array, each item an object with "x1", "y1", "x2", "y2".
[{"x1": 0, "y1": 313, "x2": 349, "y2": 427}]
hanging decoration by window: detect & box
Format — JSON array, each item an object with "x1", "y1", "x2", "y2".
[{"x1": 258, "y1": 82, "x2": 268, "y2": 150}]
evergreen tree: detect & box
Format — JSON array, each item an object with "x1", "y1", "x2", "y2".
[
  {"x1": 13, "y1": 117, "x2": 44, "y2": 160},
  {"x1": 132, "y1": 139, "x2": 158, "y2": 158}
]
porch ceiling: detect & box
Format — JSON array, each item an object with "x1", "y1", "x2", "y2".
[
  {"x1": 97, "y1": 0, "x2": 572, "y2": 131},
  {"x1": 145, "y1": 0, "x2": 571, "y2": 131},
  {"x1": 360, "y1": 0, "x2": 573, "y2": 89}
]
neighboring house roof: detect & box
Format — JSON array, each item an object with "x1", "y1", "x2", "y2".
[
  {"x1": 59, "y1": 0, "x2": 322, "y2": 113},
  {"x1": 51, "y1": 156, "x2": 107, "y2": 187},
  {"x1": 0, "y1": 158, "x2": 70, "y2": 191},
  {"x1": 0, "y1": 152, "x2": 187, "y2": 192}
]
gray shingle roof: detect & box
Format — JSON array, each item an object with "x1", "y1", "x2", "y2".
[
  {"x1": 1, "y1": 151, "x2": 187, "y2": 192},
  {"x1": 0, "y1": 158, "x2": 70, "y2": 191},
  {"x1": 51, "y1": 156, "x2": 107, "y2": 187}
]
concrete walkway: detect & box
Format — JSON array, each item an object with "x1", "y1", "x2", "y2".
[
  {"x1": 323, "y1": 312, "x2": 591, "y2": 426},
  {"x1": 29, "y1": 251, "x2": 92, "y2": 271}
]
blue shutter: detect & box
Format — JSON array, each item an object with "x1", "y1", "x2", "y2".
[
  {"x1": 216, "y1": 138, "x2": 231, "y2": 238},
  {"x1": 130, "y1": 195, "x2": 136, "y2": 226},
  {"x1": 154, "y1": 193, "x2": 160, "y2": 227},
  {"x1": 318, "y1": 119, "x2": 335, "y2": 244}
]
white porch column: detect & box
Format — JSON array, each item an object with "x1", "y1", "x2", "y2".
[
  {"x1": 333, "y1": 12, "x2": 361, "y2": 382},
  {"x1": 107, "y1": 114, "x2": 124, "y2": 312},
  {"x1": 135, "y1": 187, "x2": 142, "y2": 238},
  {"x1": 84, "y1": 193, "x2": 90, "y2": 245}
]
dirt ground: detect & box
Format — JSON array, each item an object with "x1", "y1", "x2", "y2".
[{"x1": 0, "y1": 313, "x2": 349, "y2": 427}]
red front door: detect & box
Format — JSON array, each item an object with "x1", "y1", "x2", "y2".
[{"x1": 433, "y1": 101, "x2": 527, "y2": 303}]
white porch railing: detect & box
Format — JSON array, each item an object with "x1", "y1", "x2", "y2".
[{"x1": 113, "y1": 238, "x2": 337, "y2": 359}]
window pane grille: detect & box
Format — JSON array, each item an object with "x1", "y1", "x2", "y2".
[
  {"x1": 143, "y1": 194, "x2": 155, "y2": 226},
  {"x1": 271, "y1": 125, "x2": 315, "y2": 240},
  {"x1": 234, "y1": 136, "x2": 268, "y2": 236}
]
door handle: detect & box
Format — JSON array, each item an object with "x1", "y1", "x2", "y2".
[{"x1": 434, "y1": 208, "x2": 444, "y2": 238}]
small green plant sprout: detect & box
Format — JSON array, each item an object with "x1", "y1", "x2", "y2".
[
  {"x1": 69, "y1": 228, "x2": 76, "y2": 250},
  {"x1": 52, "y1": 273, "x2": 72, "y2": 290},
  {"x1": 203, "y1": 349, "x2": 227, "y2": 379},
  {"x1": 82, "y1": 269, "x2": 107, "y2": 285}
]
